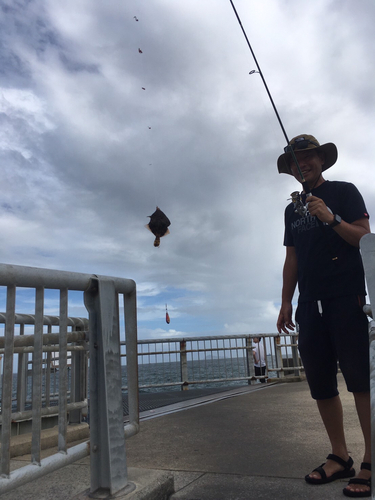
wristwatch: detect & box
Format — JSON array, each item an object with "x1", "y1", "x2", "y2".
[{"x1": 329, "y1": 214, "x2": 342, "y2": 228}]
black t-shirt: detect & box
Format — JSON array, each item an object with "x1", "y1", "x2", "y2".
[{"x1": 283, "y1": 180, "x2": 369, "y2": 302}]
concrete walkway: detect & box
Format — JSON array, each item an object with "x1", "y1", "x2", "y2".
[{"x1": 2, "y1": 374, "x2": 368, "y2": 499}]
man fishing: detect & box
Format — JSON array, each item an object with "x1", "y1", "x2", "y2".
[{"x1": 276, "y1": 134, "x2": 371, "y2": 497}]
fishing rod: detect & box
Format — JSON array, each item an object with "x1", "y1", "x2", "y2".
[{"x1": 229, "y1": 0, "x2": 311, "y2": 212}]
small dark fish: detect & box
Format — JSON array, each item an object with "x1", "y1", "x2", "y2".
[
  {"x1": 134, "y1": 16, "x2": 139, "y2": 21},
  {"x1": 146, "y1": 207, "x2": 171, "y2": 247},
  {"x1": 142, "y1": 87, "x2": 146, "y2": 90},
  {"x1": 138, "y1": 48, "x2": 143, "y2": 53}
]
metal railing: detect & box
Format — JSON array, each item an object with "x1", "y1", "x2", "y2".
[
  {"x1": 0, "y1": 263, "x2": 139, "y2": 498},
  {"x1": 360, "y1": 233, "x2": 375, "y2": 500},
  {"x1": 0, "y1": 313, "x2": 89, "y2": 434},
  {"x1": 120, "y1": 333, "x2": 303, "y2": 393}
]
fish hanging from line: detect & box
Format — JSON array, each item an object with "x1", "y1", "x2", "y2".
[
  {"x1": 145, "y1": 207, "x2": 171, "y2": 247},
  {"x1": 166, "y1": 304, "x2": 170, "y2": 324}
]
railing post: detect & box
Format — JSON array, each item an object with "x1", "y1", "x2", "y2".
[
  {"x1": 58, "y1": 288, "x2": 68, "y2": 452},
  {"x1": 274, "y1": 336, "x2": 284, "y2": 378},
  {"x1": 84, "y1": 277, "x2": 131, "y2": 497},
  {"x1": 31, "y1": 286, "x2": 44, "y2": 465},
  {"x1": 16, "y1": 324, "x2": 27, "y2": 412},
  {"x1": 180, "y1": 340, "x2": 188, "y2": 390},
  {"x1": 245, "y1": 337, "x2": 255, "y2": 385},
  {"x1": 291, "y1": 334, "x2": 300, "y2": 377},
  {"x1": 0, "y1": 285, "x2": 16, "y2": 477},
  {"x1": 123, "y1": 285, "x2": 139, "y2": 438},
  {"x1": 360, "y1": 233, "x2": 375, "y2": 500},
  {"x1": 45, "y1": 325, "x2": 52, "y2": 408},
  {"x1": 70, "y1": 325, "x2": 86, "y2": 424},
  {"x1": 367, "y1": 321, "x2": 375, "y2": 500}
]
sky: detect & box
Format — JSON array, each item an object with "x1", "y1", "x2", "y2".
[{"x1": 0, "y1": 0, "x2": 374, "y2": 341}]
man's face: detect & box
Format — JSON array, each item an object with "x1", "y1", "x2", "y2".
[{"x1": 289, "y1": 150, "x2": 325, "y2": 187}]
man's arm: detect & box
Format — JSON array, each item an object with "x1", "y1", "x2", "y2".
[
  {"x1": 306, "y1": 195, "x2": 370, "y2": 248},
  {"x1": 277, "y1": 246, "x2": 298, "y2": 334},
  {"x1": 330, "y1": 218, "x2": 370, "y2": 248}
]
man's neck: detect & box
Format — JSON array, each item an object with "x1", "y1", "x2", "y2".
[{"x1": 303, "y1": 175, "x2": 325, "y2": 193}]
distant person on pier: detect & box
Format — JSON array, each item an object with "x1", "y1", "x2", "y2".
[
  {"x1": 276, "y1": 135, "x2": 371, "y2": 497},
  {"x1": 252, "y1": 337, "x2": 266, "y2": 383}
]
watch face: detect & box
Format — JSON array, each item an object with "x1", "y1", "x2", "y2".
[{"x1": 331, "y1": 214, "x2": 341, "y2": 227}]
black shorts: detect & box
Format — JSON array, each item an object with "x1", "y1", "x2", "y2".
[
  {"x1": 296, "y1": 295, "x2": 370, "y2": 400},
  {"x1": 255, "y1": 366, "x2": 266, "y2": 383}
]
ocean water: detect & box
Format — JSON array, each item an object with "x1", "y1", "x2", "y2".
[
  {"x1": 122, "y1": 357, "x2": 276, "y2": 393},
  {"x1": 5, "y1": 370, "x2": 70, "y2": 410},
  {"x1": 5, "y1": 355, "x2": 277, "y2": 408}
]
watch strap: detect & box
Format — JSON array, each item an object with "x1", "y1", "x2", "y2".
[{"x1": 329, "y1": 214, "x2": 341, "y2": 228}]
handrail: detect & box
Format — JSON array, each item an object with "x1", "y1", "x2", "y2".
[
  {"x1": 0, "y1": 263, "x2": 135, "y2": 293},
  {"x1": 0, "y1": 264, "x2": 139, "y2": 497}
]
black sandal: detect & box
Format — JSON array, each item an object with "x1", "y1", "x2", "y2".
[
  {"x1": 343, "y1": 462, "x2": 371, "y2": 498},
  {"x1": 305, "y1": 454, "x2": 355, "y2": 484}
]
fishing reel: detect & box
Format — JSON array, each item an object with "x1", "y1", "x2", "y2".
[{"x1": 290, "y1": 191, "x2": 309, "y2": 217}]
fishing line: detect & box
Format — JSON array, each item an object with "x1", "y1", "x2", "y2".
[
  {"x1": 229, "y1": 1, "x2": 340, "y2": 259},
  {"x1": 229, "y1": 0, "x2": 309, "y2": 194},
  {"x1": 148, "y1": 162, "x2": 158, "y2": 207},
  {"x1": 134, "y1": 14, "x2": 162, "y2": 210}
]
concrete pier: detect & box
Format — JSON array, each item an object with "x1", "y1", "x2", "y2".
[{"x1": 1, "y1": 374, "x2": 366, "y2": 499}]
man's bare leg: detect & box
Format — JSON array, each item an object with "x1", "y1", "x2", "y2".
[
  {"x1": 343, "y1": 391, "x2": 371, "y2": 495},
  {"x1": 308, "y1": 395, "x2": 351, "y2": 480}
]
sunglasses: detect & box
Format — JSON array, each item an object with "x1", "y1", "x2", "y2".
[{"x1": 284, "y1": 138, "x2": 319, "y2": 154}]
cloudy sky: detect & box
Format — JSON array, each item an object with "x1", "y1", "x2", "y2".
[{"x1": 1, "y1": 0, "x2": 374, "y2": 340}]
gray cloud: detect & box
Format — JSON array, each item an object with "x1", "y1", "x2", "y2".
[{"x1": 0, "y1": 0, "x2": 374, "y2": 338}]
